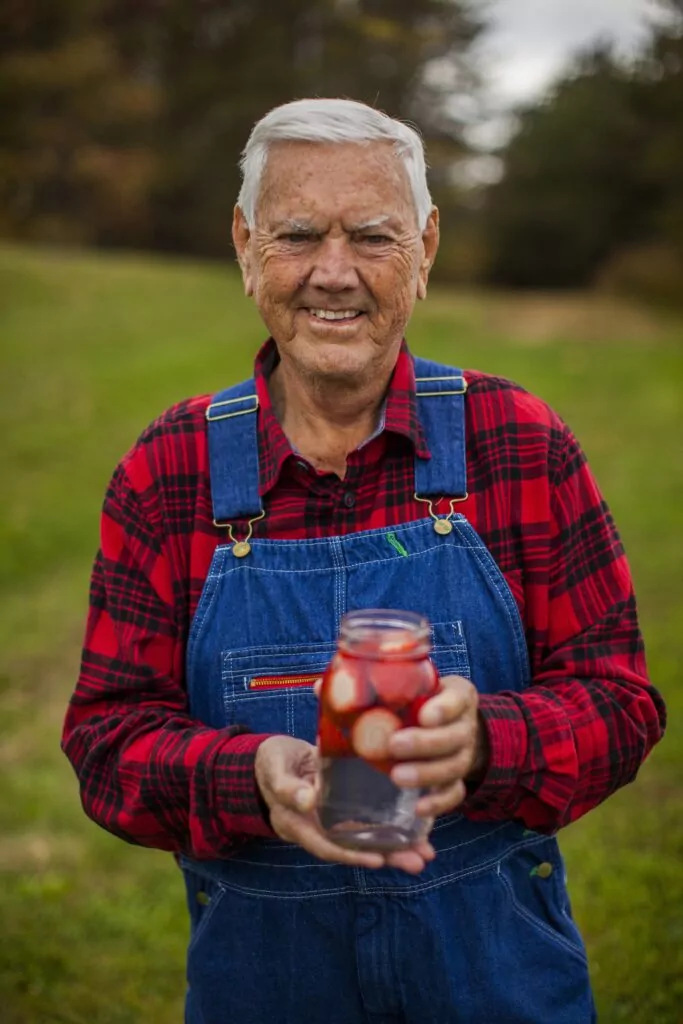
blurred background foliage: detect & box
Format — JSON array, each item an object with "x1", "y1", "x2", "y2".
[
  {"x1": 1, "y1": 0, "x2": 682, "y2": 301},
  {"x1": 1, "y1": 3, "x2": 683, "y2": 1022}
]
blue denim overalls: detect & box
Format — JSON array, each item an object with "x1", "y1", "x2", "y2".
[{"x1": 181, "y1": 357, "x2": 596, "y2": 1023}]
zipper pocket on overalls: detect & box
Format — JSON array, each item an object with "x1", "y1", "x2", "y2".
[{"x1": 249, "y1": 673, "x2": 320, "y2": 690}]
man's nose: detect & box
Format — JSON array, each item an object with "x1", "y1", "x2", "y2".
[{"x1": 308, "y1": 237, "x2": 359, "y2": 291}]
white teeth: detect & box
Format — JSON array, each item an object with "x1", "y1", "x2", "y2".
[{"x1": 310, "y1": 309, "x2": 360, "y2": 321}]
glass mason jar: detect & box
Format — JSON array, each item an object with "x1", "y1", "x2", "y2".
[{"x1": 317, "y1": 609, "x2": 440, "y2": 851}]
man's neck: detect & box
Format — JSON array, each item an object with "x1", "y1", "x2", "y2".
[{"x1": 268, "y1": 361, "x2": 391, "y2": 478}]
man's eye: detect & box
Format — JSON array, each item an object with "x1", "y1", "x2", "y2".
[
  {"x1": 282, "y1": 233, "x2": 313, "y2": 244},
  {"x1": 361, "y1": 234, "x2": 391, "y2": 245}
]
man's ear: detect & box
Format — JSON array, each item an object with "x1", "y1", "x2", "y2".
[
  {"x1": 232, "y1": 205, "x2": 254, "y2": 296},
  {"x1": 417, "y1": 207, "x2": 439, "y2": 300}
]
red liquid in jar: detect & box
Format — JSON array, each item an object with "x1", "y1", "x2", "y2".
[{"x1": 318, "y1": 616, "x2": 439, "y2": 850}]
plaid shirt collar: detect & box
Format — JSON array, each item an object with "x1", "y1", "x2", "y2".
[{"x1": 254, "y1": 338, "x2": 430, "y2": 495}]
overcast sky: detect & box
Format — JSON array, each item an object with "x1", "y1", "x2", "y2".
[
  {"x1": 479, "y1": 0, "x2": 661, "y2": 105},
  {"x1": 458, "y1": 0, "x2": 664, "y2": 164}
]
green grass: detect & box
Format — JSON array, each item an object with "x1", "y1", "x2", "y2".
[{"x1": 1, "y1": 244, "x2": 682, "y2": 1023}]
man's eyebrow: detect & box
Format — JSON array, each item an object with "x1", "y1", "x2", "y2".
[
  {"x1": 268, "y1": 215, "x2": 397, "y2": 233},
  {"x1": 352, "y1": 215, "x2": 393, "y2": 231},
  {"x1": 270, "y1": 219, "x2": 317, "y2": 233}
]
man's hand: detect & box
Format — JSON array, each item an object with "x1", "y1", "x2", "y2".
[
  {"x1": 388, "y1": 674, "x2": 489, "y2": 818},
  {"x1": 254, "y1": 735, "x2": 436, "y2": 874}
]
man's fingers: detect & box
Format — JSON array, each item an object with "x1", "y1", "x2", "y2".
[
  {"x1": 384, "y1": 849, "x2": 429, "y2": 874},
  {"x1": 411, "y1": 837, "x2": 436, "y2": 860},
  {"x1": 389, "y1": 721, "x2": 473, "y2": 760},
  {"x1": 256, "y1": 736, "x2": 320, "y2": 812},
  {"x1": 417, "y1": 675, "x2": 476, "y2": 727},
  {"x1": 270, "y1": 803, "x2": 438, "y2": 873},
  {"x1": 391, "y1": 749, "x2": 473, "y2": 788},
  {"x1": 384, "y1": 837, "x2": 436, "y2": 874},
  {"x1": 271, "y1": 807, "x2": 385, "y2": 868},
  {"x1": 267, "y1": 775, "x2": 318, "y2": 813}
]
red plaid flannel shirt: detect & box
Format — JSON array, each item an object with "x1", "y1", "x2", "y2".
[{"x1": 62, "y1": 342, "x2": 665, "y2": 858}]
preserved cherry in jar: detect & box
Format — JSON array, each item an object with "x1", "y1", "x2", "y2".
[{"x1": 318, "y1": 609, "x2": 439, "y2": 851}]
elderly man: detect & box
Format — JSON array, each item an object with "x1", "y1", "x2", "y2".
[{"x1": 63, "y1": 99, "x2": 665, "y2": 1023}]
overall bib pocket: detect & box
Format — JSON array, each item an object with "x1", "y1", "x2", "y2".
[
  {"x1": 221, "y1": 625, "x2": 472, "y2": 742},
  {"x1": 221, "y1": 642, "x2": 337, "y2": 742},
  {"x1": 430, "y1": 620, "x2": 472, "y2": 680}
]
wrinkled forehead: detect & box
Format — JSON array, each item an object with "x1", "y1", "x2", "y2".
[{"x1": 256, "y1": 140, "x2": 418, "y2": 227}]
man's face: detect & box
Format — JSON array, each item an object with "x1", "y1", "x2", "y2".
[{"x1": 233, "y1": 141, "x2": 439, "y2": 385}]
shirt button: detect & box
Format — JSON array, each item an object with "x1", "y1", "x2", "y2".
[
  {"x1": 196, "y1": 890, "x2": 211, "y2": 905},
  {"x1": 536, "y1": 862, "x2": 553, "y2": 879},
  {"x1": 343, "y1": 490, "x2": 356, "y2": 509}
]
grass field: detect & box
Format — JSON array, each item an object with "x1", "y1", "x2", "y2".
[{"x1": 1, "y1": 243, "x2": 682, "y2": 1023}]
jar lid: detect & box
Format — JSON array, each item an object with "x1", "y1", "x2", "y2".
[{"x1": 340, "y1": 609, "x2": 430, "y2": 657}]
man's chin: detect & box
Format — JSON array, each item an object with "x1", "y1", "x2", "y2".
[{"x1": 301, "y1": 346, "x2": 380, "y2": 385}]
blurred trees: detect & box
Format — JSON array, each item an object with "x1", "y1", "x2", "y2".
[
  {"x1": 2, "y1": 0, "x2": 682, "y2": 296},
  {"x1": 484, "y1": 0, "x2": 683, "y2": 296},
  {"x1": 0, "y1": 0, "x2": 481, "y2": 257},
  {"x1": 0, "y1": 0, "x2": 161, "y2": 246}
]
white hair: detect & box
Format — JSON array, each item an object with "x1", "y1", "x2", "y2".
[{"x1": 238, "y1": 98, "x2": 432, "y2": 229}]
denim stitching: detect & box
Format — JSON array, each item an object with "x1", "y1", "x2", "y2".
[
  {"x1": 213, "y1": 547, "x2": 471, "y2": 574},
  {"x1": 186, "y1": 547, "x2": 227, "y2": 669},
  {"x1": 186, "y1": 881, "x2": 229, "y2": 956},
  {"x1": 496, "y1": 867, "x2": 589, "y2": 964},
  {"x1": 192, "y1": 836, "x2": 549, "y2": 899}
]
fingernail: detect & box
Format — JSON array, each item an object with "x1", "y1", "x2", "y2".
[
  {"x1": 421, "y1": 706, "x2": 443, "y2": 726},
  {"x1": 392, "y1": 766, "x2": 419, "y2": 785},
  {"x1": 390, "y1": 733, "x2": 412, "y2": 754},
  {"x1": 294, "y1": 787, "x2": 314, "y2": 811}
]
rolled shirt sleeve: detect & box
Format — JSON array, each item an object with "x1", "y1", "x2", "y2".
[
  {"x1": 62, "y1": 457, "x2": 275, "y2": 859},
  {"x1": 462, "y1": 422, "x2": 666, "y2": 830}
]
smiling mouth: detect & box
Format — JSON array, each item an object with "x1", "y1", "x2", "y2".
[{"x1": 307, "y1": 308, "x2": 364, "y2": 323}]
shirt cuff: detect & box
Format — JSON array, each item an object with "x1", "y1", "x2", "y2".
[
  {"x1": 460, "y1": 693, "x2": 528, "y2": 817},
  {"x1": 211, "y1": 732, "x2": 277, "y2": 840}
]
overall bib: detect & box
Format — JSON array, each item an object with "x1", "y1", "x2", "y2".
[{"x1": 181, "y1": 358, "x2": 596, "y2": 1024}]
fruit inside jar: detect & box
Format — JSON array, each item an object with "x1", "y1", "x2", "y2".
[{"x1": 317, "y1": 610, "x2": 439, "y2": 851}]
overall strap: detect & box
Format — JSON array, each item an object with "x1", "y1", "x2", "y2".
[
  {"x1": 412, "y1": 356, "x2": 468, "y2": 498},
  {"x1": 206, "y1": 357, "x2": 467, "y2": 521},
  {"x1": 206, "y1": 379, "x2": 262, "y2": 522}
]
